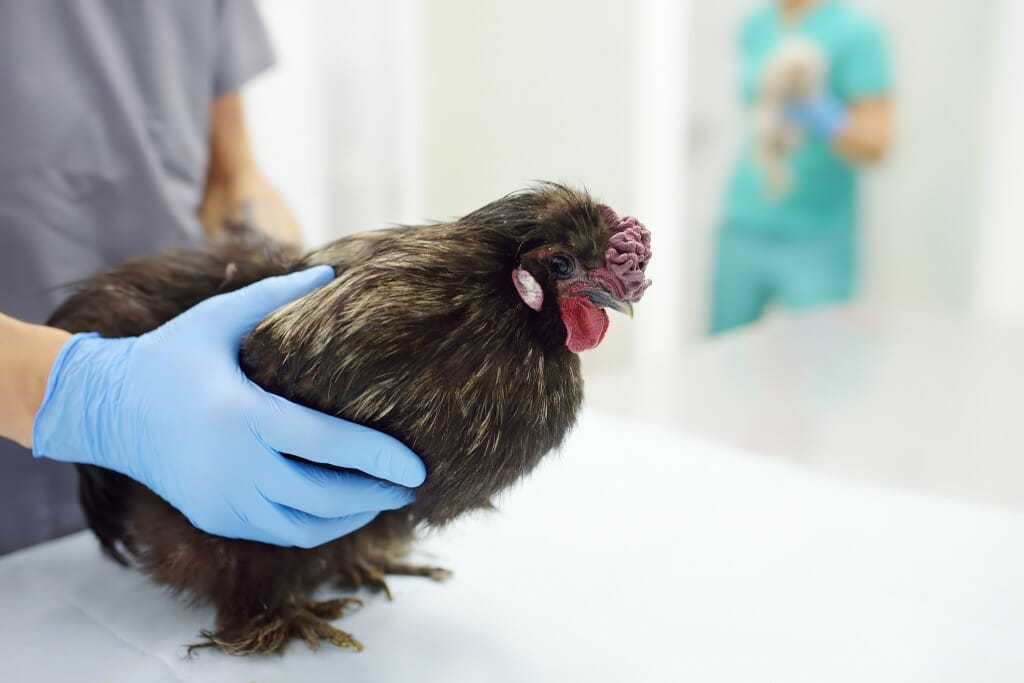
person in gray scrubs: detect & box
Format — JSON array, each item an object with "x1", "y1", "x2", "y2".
[{"x1": 0, "y1": 1, "x2": 425, "y2": 553}]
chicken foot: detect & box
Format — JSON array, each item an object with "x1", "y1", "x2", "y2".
[
  {"x1": 189, "y1": 597, "x2": 364, "y2": 656},
  {"x1": 336, "y1": 559, "x2": 452, "y2": 600}
]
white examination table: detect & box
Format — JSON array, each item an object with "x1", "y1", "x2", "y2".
[{"x1": 1, "y1": 407, "x2": 1022, "y2": 682}]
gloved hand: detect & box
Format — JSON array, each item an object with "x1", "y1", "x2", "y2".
[
  {"x1": 784, "y1": 92, "x2": 850, "y2": 141},
  {"x1": 32, "y1": 266, "x2": 426, "y2": 548}
]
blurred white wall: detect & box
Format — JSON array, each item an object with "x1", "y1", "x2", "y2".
[
  {"x1": 245, "y1": 1, "x2": 334, "y2": 244},
  {"x1": 971, "y1": 0, "x2": 1024, "y2": 326},
  {"x1": 247, "y1": 0, "x2": 422, "y2": 245},
  {"x1": 415, "y1": 1, "x2": 636, "y2": 215},
  {"x1": 855, "y1": 0, "x2": 995, "y2": 313},
  {"x1": 632, "y1": 0, "x2": 688, "y2": 362}
]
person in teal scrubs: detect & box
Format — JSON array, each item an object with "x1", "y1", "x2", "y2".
[{"x1": 710, "y1": 0, "x2": 893, "y2": 334}]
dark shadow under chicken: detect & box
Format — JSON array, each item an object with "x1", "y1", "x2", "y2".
[{"x1": 47, "y1": 184, "x2": 652, "y2": 655}]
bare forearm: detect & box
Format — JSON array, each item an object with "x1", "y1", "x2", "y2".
[
  {"x1": 832, "y1": 98, "x2": 892, "y2": 164},
  {"x1": 0, "y1": 314, "x2": 71, "y2": 448},
  {"x1": 199, "y1": 169, "x2": 302, "y2": 246},
  {"x1": 199, "y1": 93, "x2": 302, "y2": 246}
]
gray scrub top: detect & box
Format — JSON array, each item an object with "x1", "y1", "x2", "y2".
[{"x1": 0, "y1": 0, "x2": 274, "y2": 553}]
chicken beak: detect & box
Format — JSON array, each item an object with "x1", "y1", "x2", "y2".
[{"x1": 583, "y1": 286, "x2": 634, "y2": 318}]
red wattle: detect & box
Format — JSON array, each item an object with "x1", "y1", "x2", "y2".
[{"x1": 558, "y1": 295, "x2": 609, "y2": 353}]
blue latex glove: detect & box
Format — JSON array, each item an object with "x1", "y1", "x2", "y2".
[
  {"x1": 784, "y1": 92, "x2": 850, "y2": 141},
  {"x1": 32, "y1": 266, "x2": 426, "y2": 548}
]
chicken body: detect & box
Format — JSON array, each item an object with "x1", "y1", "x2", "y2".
[{"x1": 48, "y1": 185, "x2": 650, "y2": 654}]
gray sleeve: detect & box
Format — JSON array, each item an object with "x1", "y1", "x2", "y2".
[{"x1": 213, "y1": 0, "x2": 276, "y2": 95}]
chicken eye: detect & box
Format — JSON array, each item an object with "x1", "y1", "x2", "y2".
[{"x1": 548, "y1": 253, "x2": 575, "y2": 279}]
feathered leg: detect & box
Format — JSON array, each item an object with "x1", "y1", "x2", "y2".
[{"x1": 336, "y1": 559, "x2": 452, "y2": 601}]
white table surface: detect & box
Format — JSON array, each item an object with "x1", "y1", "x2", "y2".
[{"x1": 2, "y1": 407, "x2": 1023, "y2": 683}]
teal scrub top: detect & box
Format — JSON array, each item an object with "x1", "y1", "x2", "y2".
[{"x1": 722, "y1": 1, "x2": 891, "y2": 235}]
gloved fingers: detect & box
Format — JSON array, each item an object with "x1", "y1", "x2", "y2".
[
  {"x1": 252, "y1": 501, "x2": 380, "y2": 549},
  {"x1": 255, "y1": 394, "x2": 427, "y2": 488},
  {"x1": 170, "y1": 266, "x2": 336, "y2": 345},
  {"x1": 256, "y1": 458, "x2": 416, "y2": 519}
]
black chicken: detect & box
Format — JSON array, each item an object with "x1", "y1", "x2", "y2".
[{"x1": 47, "y1": 184, "x2": 652, "y2": 654}]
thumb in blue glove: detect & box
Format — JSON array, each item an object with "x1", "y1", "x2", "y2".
[
  {"x1": 784, "y1": 91, "x2": 850, "y2": 141},
  {"x1": 32, "y1": 266, "x2": 426, "y2": 548}
]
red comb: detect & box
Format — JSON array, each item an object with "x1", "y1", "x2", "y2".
[{"x1": 598, "y1": 204, "x2": 652, "y2": 302}]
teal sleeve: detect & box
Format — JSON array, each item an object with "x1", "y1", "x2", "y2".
[
  {"x1": 738, "y1": 13, "x2": 757, "y2": 52},
  {"x1": 833, "y1": 21, "x2": 891, "y2": 100},
  {"x1": 737, "y1": 9, "x2": 770, "y2": 104}
]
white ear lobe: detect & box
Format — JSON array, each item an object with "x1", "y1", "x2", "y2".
[{"x1": 512, "y1": 267, "x2": 544, "y2": 311}]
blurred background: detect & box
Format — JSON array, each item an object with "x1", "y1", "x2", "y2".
[
  {"x1": 247, "y1": 0, "x2": 1024, "y2": 340},
  {"x1": 245, "y1": 0, "x2": 1024, "y2": 505}
]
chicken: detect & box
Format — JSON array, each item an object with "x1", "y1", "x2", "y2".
[
  {"x1": 753, "y1": 38, "x2": 828, "y2": 198},
  {"x1": 47, "y1": 184, "x2": 652, "y2": 655}
]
